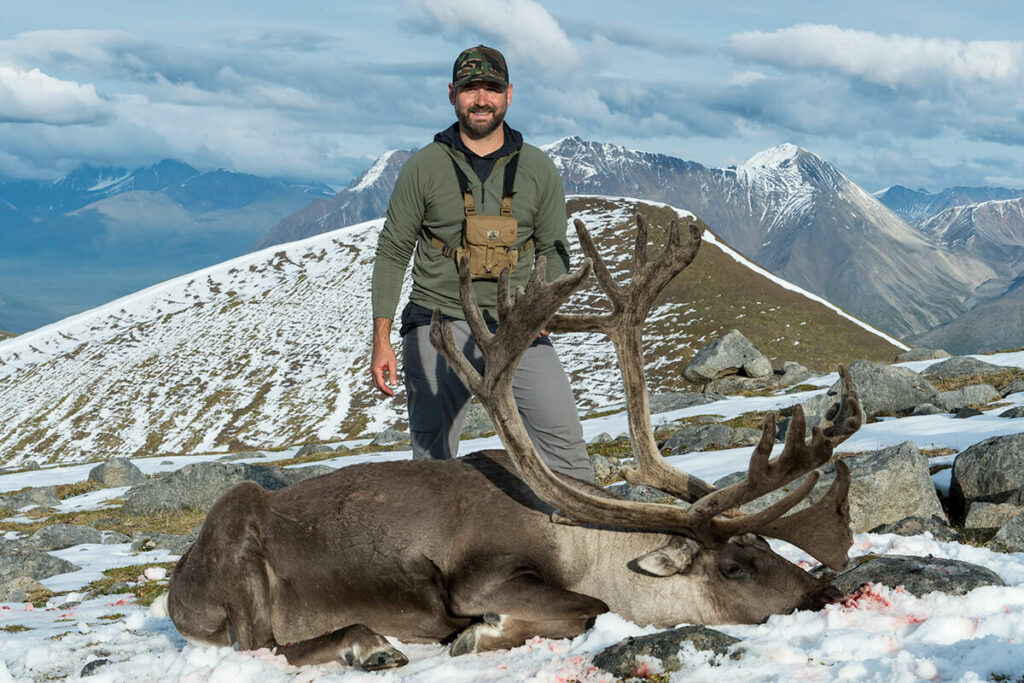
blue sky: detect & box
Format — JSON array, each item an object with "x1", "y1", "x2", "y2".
[{"x1": 2, "y1": 0, "x2": 1023, "y2": 192}]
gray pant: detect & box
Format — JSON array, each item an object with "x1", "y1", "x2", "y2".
[{"x1": 402, "y1": 320, "x2": 595, "y2": 482}]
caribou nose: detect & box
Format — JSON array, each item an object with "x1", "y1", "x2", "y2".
[{"x1": 797, "y1": 582, "x2": 845, "y2": 611}]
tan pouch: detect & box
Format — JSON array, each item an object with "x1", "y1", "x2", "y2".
[{"x1": 461, "y1": 214, "x2": 519, "y2": 280}]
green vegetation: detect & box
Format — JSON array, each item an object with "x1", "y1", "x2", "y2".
[
  {"x1": 1, "y1": 624, "x2": 31, "y2": 633},
  {"x1": 0, "y1": 506, "x2": 205, "y2": 537},
  {"x1": 83, "y1": 563, "x2": 178, "y2": 607},
  {"x1": 929, "y1": 368, "x2": 1024, "y2": 393}
]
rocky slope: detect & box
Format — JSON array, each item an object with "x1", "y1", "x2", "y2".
[{"x1": 0, "y1": 196, "x2": 902, "y2": 467}]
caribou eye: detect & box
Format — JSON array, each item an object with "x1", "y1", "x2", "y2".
[{"x1": 720, "y1": 563, "x2": 747, "y2": 580}]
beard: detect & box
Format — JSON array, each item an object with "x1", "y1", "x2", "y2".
[{"x1": 456, "y1": 103, "x2": 507, "y2": 139}]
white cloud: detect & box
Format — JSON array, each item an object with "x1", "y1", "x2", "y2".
[
  {"x1": 0, "y1": 64, "x2": 109, "y2": 124},
  {"x1": 405, "y1": 0, "x2": 580, "y2": 76},
  {"x1": 728, "y1": 24, "x2": 1024, "y2": 90}
]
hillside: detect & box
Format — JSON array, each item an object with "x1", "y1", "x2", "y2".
[
  {"x1": 0, "y1": 197, "x2": 902, "y2": 467},
  {"x1": 905, "y1": 273, "x2": 1024, "y2": 354}
]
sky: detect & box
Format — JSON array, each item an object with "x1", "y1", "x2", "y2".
[{"x1": 2, "y1": 0, "x2": 1024, "y2": 192}]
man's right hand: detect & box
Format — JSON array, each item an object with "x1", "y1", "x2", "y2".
[{"x1": 371, "y1": 318, "x2": 398, "y2": 397}]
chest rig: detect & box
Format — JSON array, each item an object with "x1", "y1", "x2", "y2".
[{"x1": 429, "y1": 154, "x2": 533, "y2": 280}]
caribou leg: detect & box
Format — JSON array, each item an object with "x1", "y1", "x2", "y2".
[
  {"x1": 447, "y1": 555, "x2": 608, "y2": 655},
  {"x1": 275, "y1": 624, "x2": 409, "y2": 669}
]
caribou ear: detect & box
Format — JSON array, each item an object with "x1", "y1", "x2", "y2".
[{"x1": 633, "y1": 537, "x2": 701, "y2": 577}]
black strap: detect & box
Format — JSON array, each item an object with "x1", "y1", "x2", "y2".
[{"x1": 449, "y1": 153, "x2": 519, "y2": 214}]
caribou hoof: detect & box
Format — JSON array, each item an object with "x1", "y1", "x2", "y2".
[
  {"x1": 359, "y1": 644, "x2": 409, "y2": 671},
  {"x1": 450, "y1": 613, "x2": 504, "y2": 656}
]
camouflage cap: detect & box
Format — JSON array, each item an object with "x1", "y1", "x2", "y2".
[{"x1": 452, "y1": 45, "x2": 509, "y2": 90}]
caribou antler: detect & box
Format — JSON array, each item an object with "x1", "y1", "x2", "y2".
[{"x1": 430, "y1": 215, "x2": 861, "y2": 569}]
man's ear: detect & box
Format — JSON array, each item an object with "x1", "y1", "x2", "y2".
[
  {"x1": 506, "y1": 83, "x2": 513, "y2": 105},
  {"x1": 449, "y1": 83, "x2": 456, "y2": 105},
  {"x1": 632, "y1": 536, "x2": 701, "y2": 577}
]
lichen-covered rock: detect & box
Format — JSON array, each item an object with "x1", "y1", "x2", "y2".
[
  {"x1": 989, "y1": 514, "x2": 1024, "y2": 553},
  {"x1": 0, "y1": 538, "x2": 80, "y2": 586},
  {"x1": 663, "y1": 424, "x2": 734, "y2": 455},
  {"x1": 88, "y1": 457, "x2": 147, "y2": 487},
  {"x1": 965, "y1": 502, "x2": 1024, "y2": 530},
  {"x1": 870, "y1": 515, "x2": 962, "y2": 543},
  {"x1": 950, "y1": 432, "x2": 1024, "y2": 518},
  {"x1": 937, "y1": 384, "x2": 1000, "y2": 410},
  {"x1": 833, "y1": 360, "x2": 942, "y2": 418},
  {"x1": 648, "y1": 392, "x2": 725, "y2": 413},
  {"x1": 831, "y1": 555, "x2": 1004, "y2": 597},
  {"x1": 26, "y1": 523, "x2": 104, "y2": 550},
  {"x1": 593, "y1": 625, "x2": 741, "y2": 678},
  {"x1": 920, "y1": 356, "x2": 1018, "y2": 384},
  {"x1": 683, "y1": 329, "x2": 772, "y2": 383},
  {"x1": 0, "y1": 486, "x2": 60, "y2": 511},
  {"x1": 370, "y1": 428, "x2": 410, "y2": 447}
]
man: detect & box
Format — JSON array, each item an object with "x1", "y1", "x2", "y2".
[{"x1": 369, "y1": 45, "x2": 594, "y2": 482}]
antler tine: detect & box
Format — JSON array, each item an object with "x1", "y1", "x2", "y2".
[
  {"x1": 572, "y1": 218, "x2": 623, "y2": 307},
  {"x1": 819, "y1": 365, "x2": 862, "y2": 447},
  {"x1": 453, "y1": 254, "x2": 497, "y2": 357},
  {"x1": 429, "y1": 309, "x2": 485, "y2": 398},
  {"x1": 633, "y1": 213, "x2": 649, "y2": 274}
]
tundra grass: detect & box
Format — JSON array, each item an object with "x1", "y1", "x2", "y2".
[{"x1": 84, "y1": 562, "x2": 178, "y2": 607}]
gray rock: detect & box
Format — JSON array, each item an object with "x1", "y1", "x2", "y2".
[
  {"x1": 717, "y1": 442, "x2": 944, "y2": 533},
  {"x1": 607, "y1": 482, "x2": 677, "y2": 504},
  {"x1": 102, "y1": 531, "x2": 132, "y2": 544},
  {"x1": 26, "y1": 523, "x2": 104, "y2": 550},
  {"x1": 1001, "y1": 379, "x2": 1024, "y2": 397},
  {"x1": 937, "y1": 384, "x2": 1000, "y2": 411},
  {"x1": 833, "y1": 360, "x2": 942, "y2": 418},
  {"x1": 0, "y1": 486, "x2": 61, "y2": 511},
  {"x1": 895, "y1": 348, "x2": 951, "y2": 362},
  {"x1": 589, "y1": 432, "x2": 614, "y2": 444},
  {"x1": 831, "y1": 555, "x2": 1004, "y2": 597},
  {"x1": 460, "y1": 403, "x2": 495, "y2": 438},
  {"x1": 870, "y1": 515, "x2": 962, "y2": 543},
  {"x1": 593, "y1": 626, "x2": 741, "y2": 677},
  {"x1": 999, "y1": 406, "x2": 1024, "y2": 418},
  {"x1": 0, "y1": 575, "x2": 49, "y2": 602},
  {"x1": 989, "y1": 514, "x2": 1024, "y2": 553},
  {"x1": 776, "y1": 411, "x2": 824, "y2": 442},
  {"x1": 730, "y1": 427, "x2": 764, "y2": 447},
  {"x1": 648, "y1": 392, "x2": 725, "y2": 413},
  {"x1": 0, "y1": 537, "x2": 80, "y2": 585},
  {"x1": 965, "y1": 502, "x2": 1024, "y2": 530},
  {"x1": 88, "y1": 457, "x2": 147, "y2": 487},
  {"x1": 80, "y1": 660, "x2": 113, "y2": 677},
  {"x1": 591, "y1": 455, "x2": 613, "y2": 482},
  {"x1": 295, "y1": 443, "x2": 335, "y2": 457},
  {"x1": 217, "y1": 451, "x2": 267, "y2": 462},
  {"x1": 121, "y1": 461, "x2": 334, "y2": 515},
  {"x1": 663, "y1": 424, "x2": 734, "y2": 455},
  {"x1": 131, "y1": 529, "x2": 199, "y2": 555},
  {"x1": 370, "y1": 427, "x2": 410, "y2": 447},
  {"x1": 776, "y1": 361, "x2": 817, "y2": 387},
  {"x1": 950, "y1": 432, "x2": 1024, "y2": 518},
  {"x1": 921, "y1": 356, "x2": 1017, "y2": 384},
  {"x1": 683, "y1": 329, "x2": 773, "y2": 383},
  {"x1": 953, "y1": 407, "x2": 984, "y2": 419},
  {"x1": 910, "y1": 403, "x2": 947, "y2": 416},
  {"x1": 22, "y1": 460, "x2": 41, "y2": 471}
]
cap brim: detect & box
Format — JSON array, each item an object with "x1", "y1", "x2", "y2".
[{"x1": 453, "y1": 75, "x2": 508, "y2": 89}]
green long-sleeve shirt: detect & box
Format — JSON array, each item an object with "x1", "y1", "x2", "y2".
[{"x1": 371, "y1": 132, "x2": 569, "y2": 324}]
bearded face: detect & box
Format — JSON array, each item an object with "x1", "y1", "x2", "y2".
[{"x1": 453, "y1": 82, "x2": 510, "y2": 139}]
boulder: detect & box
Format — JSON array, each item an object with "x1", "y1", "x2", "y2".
[
  {"x1": 217, "y1": 451, "x2": 267, "y2": 462},
  {"x1": 593, "y1": 626, "x2": 741, "y2": 677},
  {"x1": 833, "y1": 360, "x2": 942, "y2": 418},
  {"x1": 716, "y1": 442, "x2": 944, "y2": 533},
  {"x1": 648, "y1": 392, "x2": 725, "y2": 413},
  {"x1": 950, "y1": 432, "x2": 1024, "y2": 518},
  {"x1": 910, "y1": 403, "x2": 947, "y2": 416},
  {"x1": 730, "y1": 427, "x2": 764, "y2": 447},
  {"x1": 131, "y1": 530, "x2": 199, "y2": 555},
  {"x1": 953, "y1": 407, "x2": 984, "y2": 419},
  {"x1": 869, "y1": 515, "x2": 962, "y2": 543},
  {"x1": 937, "y1": 384, "x2": 1000, "y2": 411},
  {"x1": 591, "y1": 455, "x2": 614, "y2": 482},
  {"x1": 663, "y1": 424, "x2": 734, "y2": 455},
  {"x1": 370, "y1": 427, "x2": 410, "y2": 447},
  {"x1": 895, "y1": 348, "x2": 950, "y2": 362},
  {"x1": 776, "y1": 361, "x2": 818, "y2": 387},
  {"x1": 25, "y1": 523, "x2": 104, "y2": 550},
  {"x1": 461, "y1": 403, "x2": 496, "y2": 438},
  {"x1": 88, "y1": 457, "x2": 147, "y2": 487},
  {"x1": 121, "y1": 462, "x2": 335, "y2": 515},
  {"x1": 831, "y1": 555, "x2": 1004, "y2": 597},
  {"x1": 0, "y1": 537, "x2": 79, "y2": 585},
  {"x1": 920, "y1": 356, "x2": 1017, "y2": 384},
  {"x1": 607, "y1": 482, "x2": 678, "y2": 504},
  {"x1": 683, "y1": 329, "x2": 773, "y2": 384},
  {"x1": 0, "y1": 486, "x2": 61, "y2": 511},
  {"x1": 0, "y1": 575, "x2": 49, "y2": 602},
  {"x1": 295, "y1": 443, "x2": 335, "y2": 457},
  {"x1": 989, "y1": 514, "x2": 1024, "y2": 553},
  {"x1": 1001, "y1": 379, "x2": 1024, "y2": 397},
  {"x1": 999, "y1": 406, "x2": 1024, "y2": 418},
  {"x1": 965, "y1": 502, "x2": 1024, "y2": 530}
]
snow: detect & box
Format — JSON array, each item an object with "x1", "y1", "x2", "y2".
[
  {"x1": 2, "y1": 351, "x2": 1024, "y2": 680},
  {"x1": 350, "y1": 151, "x2": 397, "y2": 192}
]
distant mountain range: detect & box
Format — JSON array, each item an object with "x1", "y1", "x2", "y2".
[
  {"x1": 0, "y1": 161, "x2": 332, "y2": 333},
  {"x1": 256, "y1": 139, "x2": 1023, "y2": 350},
  {"x1": 0, "y1": 196, "x2": 902, "y2": 467}
]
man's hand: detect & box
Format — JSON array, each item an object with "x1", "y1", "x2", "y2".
[{"x1": 371, "y1": 317, "x2": 398, "y2": 397}]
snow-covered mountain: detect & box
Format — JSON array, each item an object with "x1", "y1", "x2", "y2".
[
  {"x1": 0, "y1": 196, "x2": 902, "y2": 467},
  {"x1": 875, "y1": 185, "x2": 1024, "y2": 225},
  {"x1": 250, "y1": 149, "x2": 413, "y2": 251}
]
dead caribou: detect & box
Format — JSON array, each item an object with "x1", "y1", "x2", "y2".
[{"x1": 165, "y1": 214, "x2": 862, "y2": 670}]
